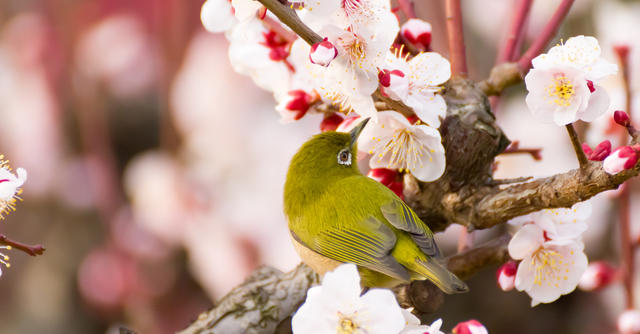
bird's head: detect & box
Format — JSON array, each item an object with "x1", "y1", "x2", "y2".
[{"x1": 284, "y1": 118, "x2": 370, "y2": 209}]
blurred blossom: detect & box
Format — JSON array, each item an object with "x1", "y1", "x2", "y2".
[
  {"x1": 619, "y1": 310, "x2": 640, "y2": 334},
  {"x1": 124, "y1": 151, "x2": 188, "y2": 245},
  {"x1": 78, "y1": 248, "x2": 133, "y2": 309},
  {"x1": 0, "y1": 13, "x2": 63, "y2": 197},
  {"x1": 76, "y1": 14, "x2": 158, "y2": 99},
  {"x1": 496, "y1": 260, "x2": 517, "y2": 292}
]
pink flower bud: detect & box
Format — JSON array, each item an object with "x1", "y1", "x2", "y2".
[
  {"x1": 618, "y1": 310, "x2": 640, "y2": 334},
  {"x1": 367, "y1": 168, "x2": 397, "y2": 187},
  {"x1": 578, "y1": 261, "x2": 617, "y2": 291},
  {"x1": 590, "y1": 140, "x2": 612, "y2": 161},
  {"x1": 603, "y1": 146, "x2": 638, "y2": 175},
  {"x1": 320, "y1": 113, "x2": 344, "y2": 132},
  {"x1": 615, "y1": 110, "x2": 631, "y2": 127},
  {"x1": 614, "y1": 45, "x2": 631, "y2": 62},
  {"x1": 336, "y1": 116, "x2": 361, "y2": 133},
  {"x1": 582, "y1": 143, "x2": 593, "y2": 157},
  {"x1": 378, "y1": 69, "x2": 409, "y2": 101},
  {"x1": 453, "y1": 320, "x2": 489, "y2": 334},
  {"x1": 388, "y1": 181, "x2": 404, "y2": 200},
  {"x1": 401, "y1": 19, "x2": 432, "y2": 50},
  {"x1": 309, "y1": 38, "x2": 337, "y2": 67},
  {"x1": 496, "y1": 260, "x2": 517, "y2": 291},
  {"x1": 276, "y1": 90, "x2": 314, "y2": 123}
]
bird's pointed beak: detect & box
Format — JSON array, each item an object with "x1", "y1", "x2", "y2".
[{"x1": 349, "y1": 117, "x2": 370, "y2": 149}]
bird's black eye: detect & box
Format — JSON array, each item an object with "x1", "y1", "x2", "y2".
[{"x1": 337, "y1": 150, "x2": 351, "y2": 165}]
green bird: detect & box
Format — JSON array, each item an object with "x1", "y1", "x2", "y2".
[{"x1": 283, "y1": 118, "x2": 468, "y2": 293}]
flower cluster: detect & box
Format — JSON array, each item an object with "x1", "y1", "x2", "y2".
[
  {"x1": 292, "y1": 263, "x2": 487, "y2": 334},
  {"x1": 524, "y1": 36, "x2": 617, "y2": 126},
  {"x1": 507, "y1": 202, "x2": 590, "y2": 306},
  {"x1": 200, "y1": 0, "x2": 450, "y2": 183}
]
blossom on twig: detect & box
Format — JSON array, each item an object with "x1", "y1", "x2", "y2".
[
  {"x1": 380, "y1": 49, "x2": 450, "y2": 127},
  {"x1": 603, "y1": 146, "x2": 639, "y2": 175}
]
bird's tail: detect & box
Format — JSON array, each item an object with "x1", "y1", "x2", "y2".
[{"x1": 408, "y1": 258, "x2": 469, "y2": 294}]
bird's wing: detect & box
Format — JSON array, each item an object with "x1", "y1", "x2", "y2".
[
  {"x1": 380, "y1": 198, "x2": 443, "y2": 260},
  {"x1": 292, "y1": 215, "x2": 411, "y2": 281}
]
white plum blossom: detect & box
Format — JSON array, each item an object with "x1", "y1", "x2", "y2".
[
  {"x1": 380, "y1": 49, "x2": 451, "y2": 127},
  {"x1": 0, "y1": 157, "x2": 27, "y2": 218},
  {"x1": 300, "y1": 0, "x2": 395, "y2": 35},
  {"x1": 508, "y1": 223, "x2": 588, "y2": 306},
  {"x1": 227, "y1": 18, "x2": 295, "y2": 96},
  {"x1": 401, "y1": 313, "x2": 445, "y2": 334},
  {"x1": 508, "y1": 202, "x2": 591, "y2": 242},
  {"x1": 200, "y1": 0, "x2": 237, "y2": 33},
  {"x1": 310, "y1": 38, "x2": 338, "y2": 67},
  {"x1": 320, "y1": 20, "x2": 397, "y2": 102},
  {"x1": 524, "y1": 65, "x2": 611, "y2": 126},
  {"x1": 531, "y1": 36, "x2": 618, "y2": 82},
  {"x1": 230, "y1": 0, "x2": 263, "y2": 23},
  {"x1": 291, "y1": 263, "x2": 405, "y2": 334},
  {"x1": 358, "y1": 111, "x2": 446, "y2": 182},
  {"x1": 399, "y1": 309, "x2": 445, "y2": 334}
]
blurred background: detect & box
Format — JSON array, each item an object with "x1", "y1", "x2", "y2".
[{"x1": 0, "y1": 0, "x2": 638, "y2": 333}]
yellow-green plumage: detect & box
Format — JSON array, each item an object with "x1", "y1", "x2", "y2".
[{"x1": 283, "y1": 120, "x2": 468, "y2": 293}]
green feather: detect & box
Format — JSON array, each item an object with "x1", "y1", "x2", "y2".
[{"x1": 284, "y1": 127, "x2": 468, "y2": 293}]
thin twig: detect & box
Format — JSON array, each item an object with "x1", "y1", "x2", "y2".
[
  {"x1": 256, "y1": 0, "x2": 323, "y2": 45},
  {"x1": 615, "y1": 44, "x2": 634, "y2": 310},
  {"x1": 444, "y1": 0, "x2": 467, "y2": 79},
  {"x1": 500, "y1": 0, "x2": 534, "y2": 63},
  {"x1": 397, "y1": 0, "x2": 417, "y2": 20},
  {"x1": 517, "y1": 0, "x2": 574, "y2": 71},
  {"x1": 565, "y1": 123, "x2": 589, "y2": 169},
  {"x1": 373, "y1": 90, "x2": 415, "y2": 117},
  {"x1": 500, "y1": 140, "x2": 542, "y2": 160},
  {"x1": 0, "y1": 234, "x2": 45, "y2": 256}
]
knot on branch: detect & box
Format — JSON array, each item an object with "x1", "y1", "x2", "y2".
[{"x1": 478, "y1": 62, "x2": 525, "y2": 96}]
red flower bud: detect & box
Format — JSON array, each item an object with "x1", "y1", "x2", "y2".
[
  {"x1": 590, "y1": 140, "x2": 612, "y2": 161},
  {"x1": 615, "y1": 110, "x2": 631, "y2": 127},
  {"x1": 582, "y1": 143, "x2": 593, "y2": 157},
  {"x1": 586, "y1": 80, "x2": 596, "y2": 93},
  {"x1": 453, "y1": 320, "x2": 489, "y2": 334},
  {"x1": 496, "y1": 260, "x2": 517, "y2": 291},
  {"x1": 578, "y1": 261, "x2": 617, "y2": 291},
  {"x1": 387, "y1": 181, "x2": 404, "y2": 200},
  {"x1": 367, "y1": 168, "x2": 397, "y2": 187},
  {"x1": 603, "y1": 146, "x2": 638, "y2": 174},
  {"x1": 401, "y1": 19, "x2": 432, "y2": 50},
  {"x1": 309, "y1": 38, "x2": 337, "y2": 67},
  {"x1": 320, "y1": 113, "x2": 344, "y2": 132}
]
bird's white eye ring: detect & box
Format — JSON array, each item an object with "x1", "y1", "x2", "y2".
[{"x1": 337, "y1": 150, "x2": 351, "y2": 165}]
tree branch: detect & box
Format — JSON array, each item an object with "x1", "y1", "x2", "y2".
[
  {"x1": 566, "y1": 123, "x2": 590, "y2": 169},
  {"x1": 479, "y1": 0, "x2": 575, "y2": 96},
  {"x1": 499, "y1": 0, "x2": 533, "y2": 63},
  {"x1": 257, "y1": 0, "x2": 323, "y2": 45},
  {"x1": 397, "y1": 0, "x2": 417, "y2": 20},
  {"x1": 516, "y1": 0, "x2": 574, "y2": 71},
  {"x1": 445, "y1": 0, "x2": 468, "y2": 79},
  {"x1": 0, "y1": 234, "x2": 45, "y2": 256}
]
